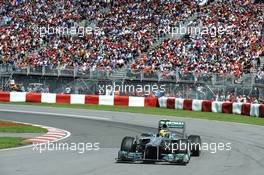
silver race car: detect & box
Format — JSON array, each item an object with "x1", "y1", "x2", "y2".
[{"x1": 116, "y1": 120, "x2": 201, "y2": 165}]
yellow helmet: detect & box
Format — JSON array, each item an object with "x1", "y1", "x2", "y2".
[{"x1": 159, "y1": 129, "x2": 168, "y2": 137}]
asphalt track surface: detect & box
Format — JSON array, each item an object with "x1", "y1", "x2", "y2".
[{"x1": 0, "y1": 104, "x2": 264, "y2": 175}]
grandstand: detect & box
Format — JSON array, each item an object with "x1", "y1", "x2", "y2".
[{"x1": 0, "y1": 0, "x2": 263, "y2": 103}]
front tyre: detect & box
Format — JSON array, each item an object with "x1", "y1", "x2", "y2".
[{"x1": 120, "y1": 136, "x2": 136, "y2": 152}]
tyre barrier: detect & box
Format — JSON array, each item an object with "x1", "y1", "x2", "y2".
[{"x1": 0, "y1": 92, "x2": 263, "y2": 117}]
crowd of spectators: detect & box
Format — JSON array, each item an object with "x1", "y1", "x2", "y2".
[
  {"x1": 131, "y1": 0, "x2": 263, "y2": 78},
  {"x1": 1, "y1": 0, "x2": 263, "y2": 76},
  {"x1": 0, "y1": 0, "x2": 211, "y2": 72},
  {"x1": 0, "y1": 0, "x2": 135, "y2": 73}
]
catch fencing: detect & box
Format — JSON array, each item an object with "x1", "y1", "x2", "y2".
[{"x1": 0, "y1": 65, "x2": 263, "y2": 102}]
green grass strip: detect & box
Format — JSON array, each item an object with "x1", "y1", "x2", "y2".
[
  {"x1": 0, "y1": 125, "x2": 47, "y2": 133},
  {"x1": 0, "y1": 137, "x2": 30, "y2": 149}
]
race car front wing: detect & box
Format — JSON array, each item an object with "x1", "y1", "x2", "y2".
[{"x1": 116, "y1": 150, "x2": 190, "y2": 164}]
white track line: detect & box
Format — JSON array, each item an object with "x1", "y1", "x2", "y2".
[
  {"x1": 33, "y1": 136, "x2": 61, "y2": 140},
  {"x1": 46, "y1": 133, "x2": 66, "y2": 136},
  {"x1": 0, "y1": 109, "x2": 111, "y2": 121},
  {"x1": 43, "y1": 134, "x2": 65, "y2": 138}
]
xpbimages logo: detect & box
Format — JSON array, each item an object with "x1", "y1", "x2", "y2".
[
  {"x1": 31, "y1": 25, "x2": 102, "y2": 37},
  {"x1": 159, "y1": 24, "x2": 233, "y2": 38},
  {"x1": 33, "y1": 141, "x2": 100, "y2": 154},
  {"x1": 164, "y1": 141, "x2": 232, "y2": 154},
  {"x1": 98, "y1": 83, "x2": 166, "y2": 95}
]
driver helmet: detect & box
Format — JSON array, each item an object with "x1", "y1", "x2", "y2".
[{"x1": 159, "y1": 124, "x2": 169, "y2": 137}]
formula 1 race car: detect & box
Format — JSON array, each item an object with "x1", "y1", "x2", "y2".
[{"x1": 116, "y1": 120, "x2": 201, "y2": 165}]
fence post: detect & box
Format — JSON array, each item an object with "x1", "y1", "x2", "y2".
[
  {"x1": 42, "y1": 65, "x2": 45, "y2": 76},
  {"x1": 57, "y1": 68, "x2": 61, "y2": 77},
  {"x1": 74, "y1": 67, "x2": 77, "y2": 78},
  {"x1": 27, "y1": 66, "x2": 30, "y2": 75}
]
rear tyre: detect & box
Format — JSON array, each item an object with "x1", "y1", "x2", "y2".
[
  {"x1": 188, "y1": 135, "x2": 201, "y2": 156},
  {"x1": 175, "y1": 139, "x2": 189, "y2": 154}
]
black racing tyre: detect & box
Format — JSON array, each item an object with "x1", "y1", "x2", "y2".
[
  {"x1": 120, "y1": 136, "x2": 136, "y2": 152},
  {"x1": 188, "y1": 135, "x2": 201, "y2": 156},
  {"x1": 176, "y1": 139, "x2": 189, "y2": 154}
]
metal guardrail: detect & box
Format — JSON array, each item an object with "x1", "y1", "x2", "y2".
[
  {"x1": 0, "y1": 64, "x2": 263, "y2": 85},
  {"x1": 0, "y1": 64, "x2": 112, "y2": 79}
]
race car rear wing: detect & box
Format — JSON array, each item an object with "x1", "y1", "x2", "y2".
[{"x1": 158, "y1": 120, "x2": 186, "y2": 137}]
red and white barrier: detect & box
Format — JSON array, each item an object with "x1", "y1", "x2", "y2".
[
  {"x1": 0, "y1": 92, "x2": 264, "y2": 117},
  {"x1": 241, "y1": 103, "x2": 251, "y2": 116},
  {"x1": 250, "y1": 104, "x2": 261, "y2": 117},
  {"x1": 114, "y1": 96, "x2": 129, "y2": 106},
  {"x1": 158, "y1": 97, "x2": 168, "y2": 108},
  {"x1": 212, "y1": 101, "x2": 223, "y2": 113},
  {"x1": 10, "y1": 92, "x2": 26, "y2": 102},
  {"x1": 85, "y1": 95, "x2": 99, "y2": 104},
  {"x1": 41, "y1": 93, "x2": 56, "y2": 103},
  {"x1": 222, "y1": 102, "x2": 233, "y2": 114},
  {"x1": 260, "y1": 105, "x2": 264, "y2": 118},
  {"x1": 99, "y1": 95, "x2": 114, "y2": 106},
  {"x1": 183, "y1": 99, "x2": 192, "y2": 110},
  {"x1": 232, "y1": 103, "x2": 242, "y2": 115},
  {"x1": 201, "y1": 100, "x2": 212, "y2": 112},
  {"x1": 167, "y1": 98, "x2": 176, "y2": 109},
  {"x1": 128, "y1": 96, "x2": 144, "y2": 107},
  {"x1": 26, "y1": 93, "x2": 41, "y2": 103},
  {"x1": 192, "y1": 100, "x2": 203, "y2": 111},
  {"x1": 70, "y1": 94, "x2": 85, "y2": 104},
  {"x1": 175, "y1": 98, "x2": 184, "y2": 109}
]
